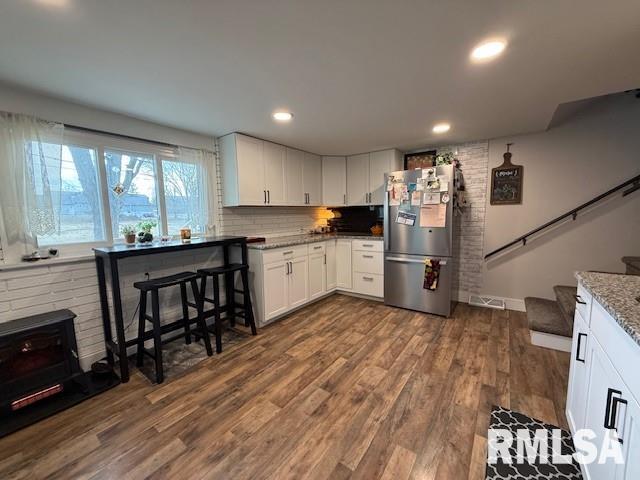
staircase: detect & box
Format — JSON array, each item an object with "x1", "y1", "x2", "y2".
[{"x1": 525, "y1": 285, "x2": 577, "y2": 352}]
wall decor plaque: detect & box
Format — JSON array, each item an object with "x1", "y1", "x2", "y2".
[
  {"x1": 404, "y1": 150, "x2": 436, "y2": 170},
  {"x1": 490, "y1": 143, "x2": 523, "y2": 205}
]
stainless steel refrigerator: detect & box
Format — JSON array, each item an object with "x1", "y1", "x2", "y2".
[{"x1": 383, "y1": 165, "x2": 455, "y2": 316}]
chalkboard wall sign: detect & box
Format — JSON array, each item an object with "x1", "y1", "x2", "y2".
[{"x1": 490, "y1": 144, "x2": 523, "y2": 205}]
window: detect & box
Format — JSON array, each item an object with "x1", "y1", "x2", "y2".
[
  {"x1": 32, "y1": 143, "x2": 105, "y2": 246},
  {"x1": 105, "y1": 149, "x2": 160, "y2": 238},
  {"x1": 162, "y1": 159, "x2": 206, "y2": 235},
  {"x1": 16, "y1": 130, "x2": 212, "y2": 254}
]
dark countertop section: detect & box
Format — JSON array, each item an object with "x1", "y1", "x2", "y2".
[
  {"x1": 575, "y1": 271, "x2": 640, "y2": 347},
  {"x1": 247, "y1": 233, "x2": 383, "y2": 250},
  {"x1": 94, "y1": 235, "x2": 247, "y2": 258}
]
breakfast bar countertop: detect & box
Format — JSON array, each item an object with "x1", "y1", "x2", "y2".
[
  {"x1": 247, "y1": 233, "x2": 383, "y2": 250},
  {"x1": 576, "y1": 271, "x2": 640, "y2": 346}
]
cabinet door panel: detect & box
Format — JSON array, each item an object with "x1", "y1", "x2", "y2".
[
  {"x1": 582, "y1": 337, "x2": 625, "y2": 480},
  {"x1": 263, "y1": 142, "x2": 286, "y2": 205},
  {"x1": 336, "y1": 240, "x2": 352, "y2": 289},
  {"x1": 326, "y1": 240, "x2": 337, "y2": 290},
  {"x1": 308, "y1": 253, "x2": 326, "y2": 300},
  {"x1": 620, "y1": 396, "x2": 640, "y2": 479},
  {"x1": 288, "y1": 256, "x2": 309, "y2": 308},
  {"x1": 303, "y1": 152, "x2": 322, "y2": 205},
  {"x1": 346, "y1": 153, "x2": 369, "y2": 206},
  {"x1": 236, "y1": 135, "x2": 265, "y2": 205},
  {"x1": 285, "y1": 148, "x2": 305, "y2": 205},
  {"x1": 322, "y1": 156, "x2": 346, "y2": 206},
  {"x1": 369, "y1": 150, "x2": 394, "y2": 205},
  {"x1": 567, "y1": 311, "x2": 590, "y2": 433},
  {"x1": 263, "y1": 261, "x2": 288, "y2": 320}
]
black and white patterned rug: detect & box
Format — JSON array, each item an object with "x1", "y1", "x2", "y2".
[{"x1": 486, "y1": 406, "x2": 583, "y2": 480}]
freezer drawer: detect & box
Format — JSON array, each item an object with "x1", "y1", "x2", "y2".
[{"x1": 384, "y1": 254, "x2": 452, "y2": 316}]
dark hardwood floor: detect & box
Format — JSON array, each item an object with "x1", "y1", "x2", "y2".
[{"x1": 0, "y1": 294, "x2": 570, "y2": 480}]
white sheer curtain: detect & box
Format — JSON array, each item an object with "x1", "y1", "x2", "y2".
[
  {"x1": 175, "y1": 146, "x2": 217, "y2": 235},
  {"x1": 0, "y1": 112, "x2": 64, "y2": 258}
]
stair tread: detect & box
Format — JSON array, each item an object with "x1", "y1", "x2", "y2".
[
  {"x1": 553, "y1": 285, "x2": 577, "y2": 325},
  {"x1": 524, "y1": 297, "x2": 572, "y2": 338}
]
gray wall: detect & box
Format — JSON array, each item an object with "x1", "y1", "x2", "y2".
[{"x1": 482, "y1": 93, "x2": 640, "y2": 303}]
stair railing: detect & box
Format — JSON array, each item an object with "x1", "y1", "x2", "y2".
[{"x1": 484, "y1": 173, "x2": 640, "y2": 260}]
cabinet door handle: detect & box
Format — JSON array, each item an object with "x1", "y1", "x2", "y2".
[
  {"x1": 604, "y1": 388, "x2": 628, "y2": 443},
  {"x1": 343, "y1": 193, "x2": 346, "y2": 205},
  {"x1": 574, "y1": 294, "x2": 586, "y2": 305},
  {"x1": 576, "y1": 333, "x2": 587, "y2": 363},
  {"x1": 285, "y1": 262, "x2": 289, "y2": 275},
  {"x1": 264, "y1": 190, "x2": 267, "y2": 204},
  {"x1": 267, "y1": 190, "x2": 270, "y2": 203},
  {"x1": 324, "y1": 254, "x2": 326, "y2": 265}
]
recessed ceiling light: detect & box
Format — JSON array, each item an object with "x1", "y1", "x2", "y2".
[
  {"x1": 272, "y1": 111, "x2": 293, "y2": 122},
  {"x1": 471, "y1": 40, "x2": 507, "y2": 62},
  {"x1": 432, "y1": 123, "x2": 451, "y2": 134}
]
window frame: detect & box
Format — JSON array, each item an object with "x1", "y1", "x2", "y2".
[{"x1": 0, "y1": 129, "x2": 215, "y2": 262}]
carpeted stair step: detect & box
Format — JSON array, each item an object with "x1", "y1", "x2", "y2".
[
  {"x1": 524, "y1": 297, "x2": 572, "y2": 338},
  {"x1": 553, "y1": 285, "x2": 577, "y2": 331}
]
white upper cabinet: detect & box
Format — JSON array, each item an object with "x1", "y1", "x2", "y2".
[
  {"x1": 303, "y1": 152, "x2": 322, "y2": 205},
  {"x1": 369, "y1": 150, "x2": 401, "y2": 205},
  {"x1": 346, "y1": 149, "x2": 402, "y2": 206},
  {"x1": 346, "y1": 153, "x2": 370, "y2": 206},
  {"x1": 263, "y1": 141, "x2": 287, "y2": 205},
  {"x1": 322, "y1": 156, "x2": 347, "y2": 206},
  {"x1": 221, "y1": 133, "x2": 401, "y2": 207},
  {"x1": 220, "y1": 133, "x2": 265, "y2": 206},
  {"x1": 285, "y1": 147, "x2": 305, "y2": 205}
]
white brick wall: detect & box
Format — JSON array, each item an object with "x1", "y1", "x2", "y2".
[
  {"x1": 0, "y1": 248, "x2": 231, "y2": 370},
  {"x1": 444, "y1": 141, "x2": 489, "y2": 298}
]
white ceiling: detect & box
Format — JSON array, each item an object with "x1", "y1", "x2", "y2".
[{"x1": 0, "y1": 0, "x2": 639, "y2": 155}]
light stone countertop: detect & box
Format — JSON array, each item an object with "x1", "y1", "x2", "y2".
[
  {"x1": 575, "y1": 271, "x2": 640, "y2": 346},
  {"x1": 247, "y1": 233, "x2": 383, "y2": 250}
]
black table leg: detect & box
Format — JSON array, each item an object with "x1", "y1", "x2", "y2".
[
  {"x1": 109, "y1": 257, "x2": 130, "y2": 383},
  {"x1": 95, "y1": 256, "x2": 114, "y2": 366},
  {"x1": 223, "y1": 244, "x2": 236, "y2": 327}
]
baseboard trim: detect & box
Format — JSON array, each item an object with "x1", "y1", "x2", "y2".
[{"x1": 530, "y1": 330, "x2": 572, "y2": 352}]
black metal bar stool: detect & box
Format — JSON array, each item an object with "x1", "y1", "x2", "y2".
[
  {"x1": 196, "y1": 263, "x2": 257, "y2": 353},
  {"x1": 134, "y1": 271, "x2": 213, "y2": 383}
]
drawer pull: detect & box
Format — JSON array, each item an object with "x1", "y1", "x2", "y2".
[
  {"x1": 362, "y1": 276, "x2": 374, "y2": 281},
  {"x1": 362, "y1": 255, "x2": 374, "y2": 258},
  {"x1": 313, "y1": 246, "x2": 322, "y2": 250},
  {"x1": 282, "y1": 251, "x2": 294, "y2": 255},
  {"x1": 362, "y1": 244, "x2": 374, "y2": 247},
  {"x1": 576, "y1": 333, "x2": 587, "y2": 363},
  {"x1": 604, "y1": 388, "x2": 628, "y2": 443},
  {"x1": 574, "y1": 294, "x2": 586, "y2": 305}
]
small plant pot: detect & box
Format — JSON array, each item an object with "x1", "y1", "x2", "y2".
[{"x1": 124, "y1": 234, "x2": 136, "y2": 244}]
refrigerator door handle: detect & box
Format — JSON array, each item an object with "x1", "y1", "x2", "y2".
[
  {"x1": 383, "y1": 191, "x2": 390, "y2": 251},
  {"x1": 386, "y1": 257, "x2": 447, "y2": 266}
]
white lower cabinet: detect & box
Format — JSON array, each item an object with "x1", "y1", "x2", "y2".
[
  {"x1": 566, "y1": 282, "x2": 640, "y2": 480},
  {"x1": 308, "y1": 249, "x2": 326, "y2": 301},
  {"x1": 288, "y1": 256, "x2": 309, "y2": 308},
  {"x1": 567, "y1": 310, "x2": 590, "y2": 433},
  {"x1": 248, "y1": 238, "x2": 384, "y2": 326},
  {"x1": 336, "y1": 240, "x2": 353, "y2": 290},
  {"x1": 326, "y1": 240, "x2": 337, "y2": 291},
  {"x1": 263, "y1": 261, "x2": 289, "y2": 319}
]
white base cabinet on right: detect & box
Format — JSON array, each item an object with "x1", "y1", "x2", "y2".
[{"x1": 566, "y1": 282, "x2": 640, "y2": 480}]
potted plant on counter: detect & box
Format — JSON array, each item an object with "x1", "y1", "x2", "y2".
[
  {"x1": 136, "y1": 220, "x2": 157, "y2": 244},
  {"x1": 121, "y1": 224, "x2": 137, "y2": 244}
]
